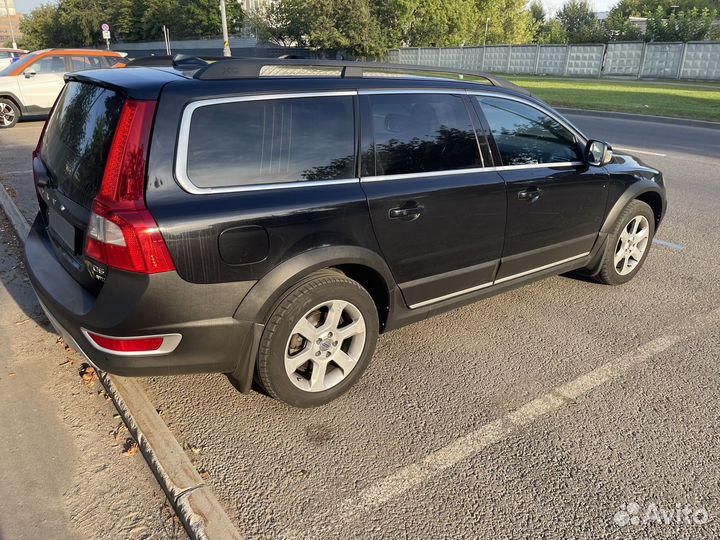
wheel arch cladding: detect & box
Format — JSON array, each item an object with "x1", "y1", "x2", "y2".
[
  {"x1": 635, "y1": 191, "x2": 664, "y2": 229},
  {"x1": 332, "y1": 263, "x2": 390, "y2": 332},
  {"x1": 233, "y1": 245, "x2": 396, "y2": 330}
]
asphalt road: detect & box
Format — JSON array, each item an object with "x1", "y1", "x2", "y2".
[{"x1": 1, "y1": 113, "x2": 719, "y2": 539}]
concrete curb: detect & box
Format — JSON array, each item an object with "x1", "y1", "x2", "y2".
[
  {"x1": 556, "y1": 107, "x2": 720, "y2": 130},
  {"x1": 0, "y1": 181, "x2": 242, "y2": 540}
]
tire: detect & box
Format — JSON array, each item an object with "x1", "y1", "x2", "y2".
[
  {"x1": 255, "y1": 269, "x2": 379, "y2": 407},
  {"x1": 0, "y1": 98, "x2": 20, "y2": 129},
  {"x1": 595, "y1": 200, "x2": 655, "y2": 285}
]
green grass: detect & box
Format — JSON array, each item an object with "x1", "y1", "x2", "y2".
[{"x1": 506, "y1": 76, "x2": 720, "y2": 122}]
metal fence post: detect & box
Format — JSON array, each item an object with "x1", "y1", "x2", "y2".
[
  {"x1": 506, "y1": 45, "x2": 512, "y2": 73},
  {"x1": 534, "y1": 44, "x2": 541, "y2": 75},
  {"x1": 677, "y1": 42, "x2": 688, "y2": 79}
]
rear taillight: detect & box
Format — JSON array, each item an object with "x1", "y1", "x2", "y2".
[{"x1": 84, "y1": 99, "x2": 175, "y2": 275}]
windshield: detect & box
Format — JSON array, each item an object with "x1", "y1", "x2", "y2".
[{"x1": 0, "y1": 52, "x2": 37, "y2": 76}]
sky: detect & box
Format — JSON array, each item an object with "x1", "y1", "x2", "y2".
[{"x1": 13, "y1": 0, "x2": 618, "y2": 18}]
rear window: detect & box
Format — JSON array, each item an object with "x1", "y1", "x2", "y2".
[
  {"x1": 184, "y1": 95, "x2": 356, "y2": 189},
  {"x1": 367, "y1": 93, "x2": 481, "y2": 176},
  {"x1": 40, "y1": 82, "x2": 125, "y2": 208}
]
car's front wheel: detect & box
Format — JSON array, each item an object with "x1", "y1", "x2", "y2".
[
  {"x1": 595, "y1": 199, "x2": 655, "y2": 285},
  {"x1": 255, "y1": 270, "x2": 379, "y2": 407},
  {"x1": 0, "y1": 98, "x2": 20, "y2": 129}
]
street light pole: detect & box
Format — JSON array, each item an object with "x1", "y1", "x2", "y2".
[
  {"x1": 2, "y1": 0, "x2": 17, "y2": 49},
  {"x1": 483, "y1": 17, "x2": 490, "y2": 48},
  {"x1": 219, "y1": 0, "x2": 231, "y2": 57}
]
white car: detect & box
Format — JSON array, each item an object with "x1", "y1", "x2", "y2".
[
  {"x1": 0, "y1": 48, "x2": 123, "y2": 129},
  {"x1": 0, "y1": 48, "x2": 28, "y2": 70}
]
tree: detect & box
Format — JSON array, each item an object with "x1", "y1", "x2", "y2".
[
  {"x1": 18, "y1": 4, "x2": 62, "y2": 50},
  {"x1": 183, "y1": 0, "x2": 243, "y2": 38},
  {"x1": 645, "y1": 5, "x2": 717, "y2": 41},
  {"x1": 475, "y1": 0, "x2": 538, "y2": 44},
  {"x1": 529, "y1": 0, "x2": 546, "y2": 25},
  {"x1": 537, "y1": 18, "x2": 569, "y2": 43},
  {"x1": 556, "y1": 0, "x2": 605, "y2": 42}
]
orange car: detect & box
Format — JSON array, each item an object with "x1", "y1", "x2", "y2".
[{"x1": 0, "y1": 48, "x2": 123, "y2": 129}]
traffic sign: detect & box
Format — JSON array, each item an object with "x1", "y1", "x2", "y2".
[
  {"x1": 102, "y1": 23, "x2": 110, "y2": 32},
  {"x1": 102, "y1": 30, "x2": 111, "y2": 40}
]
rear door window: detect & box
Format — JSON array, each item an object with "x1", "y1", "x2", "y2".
[
  {"x1": 475, "y1": 97, "x2": 582, "y2": 166},
  {"x1": 30, "y1": 55, "x2": 68, "y2": 74},
  {"x1": 366, "y1": 93, "x2": 482, "y2": 176},
  {"x1": 40, "y1": 82, "x2": 125, "y2": 208},
  {"x1": 184, "y1": 95, "x2": 356, "y2": 189},
  {"x1": 69, "y1": 55, "x2": 104, "y2": 71}
]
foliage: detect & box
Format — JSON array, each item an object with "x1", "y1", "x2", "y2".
[
  {"x1": 644, "y1": 6, "x2": 717, "y2": 41},
  {"x1": 537, "y1": 19, "x2": 570, "y2": 43},
  {"x1": 18, "y1": 0, "x2": 245, "y2": 48}
]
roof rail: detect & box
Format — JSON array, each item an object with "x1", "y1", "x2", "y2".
[
  {"x1": 193, "y1": 58, "x2": 530, "y2": 95},
  {"x1": 125, "y1": 54, "x2": 223, "y2": 69}
]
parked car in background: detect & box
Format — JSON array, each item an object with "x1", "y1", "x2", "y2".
[
  {"x1": 0, "y1": 48, "x2": 28, "y2": 70},
  {"x1": 0, "y1": 48, "x2": 123, "y2": 129}
]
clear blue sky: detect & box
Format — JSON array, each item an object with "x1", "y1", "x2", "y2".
[{"x1": 14, "y1": 0, "x2": 618, "y2": 17}]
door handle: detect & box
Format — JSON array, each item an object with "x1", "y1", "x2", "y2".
[
  {"x1": 389, "y1": 205, "x2": 424, "y2": 221},
  {"x1": 518, "y1": 187, "x2": 543, "y2": 203}
]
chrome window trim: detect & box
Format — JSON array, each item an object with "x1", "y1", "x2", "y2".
[
  {"x1": 466, "y1": 89, "x2": 588, "y2": 145},
  {"x1": 410, "y1": 252, "x2": 589, "y2": 309},
  {"x1": 362, "y1": 161, "x2": 583, "y2": 183},
  {"x1": 175, "y1": 91, "x2": 358, "y2": 195}
]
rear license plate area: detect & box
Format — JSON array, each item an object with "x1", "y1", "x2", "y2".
[{"x1": 48, "y1": 208, "x2": 79, "y2": 255}]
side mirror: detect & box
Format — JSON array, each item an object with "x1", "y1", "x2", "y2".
[
  {"x1": 586, "y1": 140, "x2": 613, "y2": 166},
  {"x1": 23, "y1": 69, "x2": 37, "y2": 79}
]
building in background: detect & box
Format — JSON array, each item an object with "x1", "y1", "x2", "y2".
[
  {"x1": 0, "y1": 0, "x2": 23, "y2": 46},
  {"x1": 240, "y1": 0, "x2": 273, "y2": 12}
]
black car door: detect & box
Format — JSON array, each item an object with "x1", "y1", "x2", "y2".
[
  {"x1": 360, "y1": 91, "x2": 507, "y2": 308},
  {"x1": 472, "y1": 95, "x2": 609, "y2": 281}
]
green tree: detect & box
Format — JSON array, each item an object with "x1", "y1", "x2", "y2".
[
  {"x1": 476, "y1": 0, "x2": 538, "y2": 44},
  {"x1": 645, "y1": 5, "x2": 717, "y2": 41},
  {"x1": 537, "y1": 18, "x2": 569, "y2": 43},
  {"x1": 556, "y1": 0, "x2": 605, "y2": 42},
  {"x1": 183, "y1": 0, "x2": 243, "y2": 38},
  {"x1": 18, "y1": 4, "x2": 62, "y2": 50},
  {"x1": 529, "y1": 0, "x2": 546, "y2": 25}
]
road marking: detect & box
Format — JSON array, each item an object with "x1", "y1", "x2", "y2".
[
  {"x1": 289, "y1": 307, "x2": 719, "y2": 536},
  {"x1": 2, "y1": 170, "x2": 33, "y2": 176},
  {"x1": 653, "y1": 239, "x2": 685, "y2": 251},
  {"x1": 614, "y1": 146, "x2": 667, "y2": 157}
]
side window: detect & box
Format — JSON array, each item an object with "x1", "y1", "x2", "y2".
[
  {"x1": 367, "y1": 93, "x2": 481, "y2": 176},
  {"x1": 30, "y1": 55, "x2": 67, "y2": 74},
  {"x1": 185, "y1": 95, "x2": 355, "y2": 188},
  {"x1": 476, "y1": 97, "x2": 582, "y2": 166},
  {"x1": 69, "y1": 56, "x2": 104, "y2": 71},
  {"x1": 0, "y1": 52, "x2": 10, "y2": 59}
]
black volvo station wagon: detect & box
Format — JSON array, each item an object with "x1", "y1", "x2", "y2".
[{"x1": 25, "y1": 58, "x2": 666, "y2": 407}]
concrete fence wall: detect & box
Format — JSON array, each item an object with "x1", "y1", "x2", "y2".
[{"x1": 386, "y1": 41, "x2": 720, "y2": 81}]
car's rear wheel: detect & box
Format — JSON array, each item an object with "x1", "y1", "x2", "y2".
[
  {"x1": 256, "y1": 270, "x2": 379, "y2": 407},
  {"x1": 0, "y1": 98, "x2": 20, "y2": 129},
  {"x1": 595, "y1": 200, "x2": 655, "y2": 285}
]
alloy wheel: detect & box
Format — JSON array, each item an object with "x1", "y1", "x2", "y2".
[
  {"x1": 284, "y1": 299, "x2": 367, "y2": 392},
  {"x1": 614, "y1": 215, "x2": 650, "y2": 276},
  {"x1": 0, "y1": 102, "x2": 16, "y2": 127}
]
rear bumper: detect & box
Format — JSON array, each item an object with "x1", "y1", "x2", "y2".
[{"x1": 25, "y1": 214, "x2": 257, "y2": 377}]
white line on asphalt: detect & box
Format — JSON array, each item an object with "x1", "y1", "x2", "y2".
[
  {"x1": 614, "y1": 146, "x2": 667, "y2": 157},
  {"x1": 288, "y1": 307, "x2": 720, "y2": 537},
  {"x1": 2, "y1": 170, "x2": 33, "y2": 176},
  {"x1": 653, "y1": 239, "x2": 685, "y2": 251}
]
